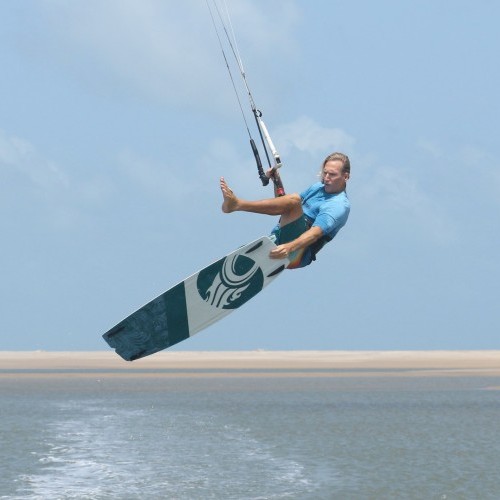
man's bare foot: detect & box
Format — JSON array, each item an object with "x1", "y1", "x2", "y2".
[{"x1": 220, "y1": 177, "x2": 239, "y2": 213}]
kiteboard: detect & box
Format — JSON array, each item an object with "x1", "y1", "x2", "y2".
[{"x1": 103, "y1": 236, "x2": 288, "y2": 361}]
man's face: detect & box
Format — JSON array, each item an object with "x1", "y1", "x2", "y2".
[{"x1": 322, "y1": 160, "x2": 349, "y2": 194}]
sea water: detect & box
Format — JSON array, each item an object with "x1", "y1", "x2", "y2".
[{"x1": 1, "y1": 372, "x2": 500, "y2": 499}]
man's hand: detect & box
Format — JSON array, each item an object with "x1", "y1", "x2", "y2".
[
  {"x1": 269, "y1": 243, "x2": 293, "y2": 259},
  {"x1": 269, "y1": 226, "x2": 323, "y2": 260},
  {"x1": 265, "y1": 167, "x2": 280, "y2": 179}
]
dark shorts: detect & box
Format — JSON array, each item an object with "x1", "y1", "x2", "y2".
[{"x1": 270, "y1": 215, "x2": 313, "y2": 269}]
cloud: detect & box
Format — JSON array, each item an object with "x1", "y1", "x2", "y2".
[
  {"x1": 354, "y1": 157, "x2": 457, "y2": 246},
  {"x1": 35, "y1": 0, "x2": 300, "y2": 110},
  {"x1": 460, "y1": 145, "x2": 500, "y2": 198},
  {"x1": 0, "y1": 129, "x2": 69, "y2": 190},
  {"x1": 417, "y1": 138, "x2": 500, "y2": 203},
  {"x1": 117, "y1": 137, "x2": 268, "y2": 204},
  {"x1": 118, "y1": 149, "x2": 194, "y2": 202},
  {"x1": 0, "y1": 129, "x2": 120, "y2": 231},
  {"x1": 273, "y1": 116, "x2": 356, "y2": 156},
  {"x1": 417, "y1": 138, "x2": 443, "y2": 159},
  {"x1": 210, "y1": 0, "x2": 300, "y2": 57}
]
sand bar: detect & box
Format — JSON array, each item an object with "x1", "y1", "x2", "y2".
[{"x1": 0, "y1": 351, "x2": 499, "y2": 378}]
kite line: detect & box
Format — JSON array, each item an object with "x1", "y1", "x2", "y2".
[{"x1": 206, "y1": 0, "x2": 285, "y2": 196}]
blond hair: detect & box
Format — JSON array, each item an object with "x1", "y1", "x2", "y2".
[{"x1": 322, "y1": 152, "x2": 350, "y2": 175}]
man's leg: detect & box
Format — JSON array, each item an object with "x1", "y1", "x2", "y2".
[{"x1": 220, "y1": 177, "x2": 303, "y2": 226}]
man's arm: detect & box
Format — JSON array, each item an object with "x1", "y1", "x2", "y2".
[{"x1": 269, "y1": 226, "x2": 323, "y2": 259}]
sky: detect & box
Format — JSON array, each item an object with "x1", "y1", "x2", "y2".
[{"x1": 1, "y1": 0, "x2": 499, "y2": 352}]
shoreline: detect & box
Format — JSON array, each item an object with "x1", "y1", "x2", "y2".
[{"x1": 1, "y1": 351, "x2": 499, "y2": 378}]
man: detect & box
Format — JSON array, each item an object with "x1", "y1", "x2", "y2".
[{"x1": 220, "y1": 152, "x2": 351, "y2": 269}]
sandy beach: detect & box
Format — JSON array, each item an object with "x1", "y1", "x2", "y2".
[{"x1": 1, "y1": 351, "x2": 499, "y2": 378}]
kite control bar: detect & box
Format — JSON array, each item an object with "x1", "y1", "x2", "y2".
[
  {"x1": 251, "y1": 109, "x2": 285, "y2": 196},
  {"x1": 250, "y1": 138, "x2": 268, "y2": 186},
  {"x1": 251, "y1": 137, "x2": 285, "y2": 196}
]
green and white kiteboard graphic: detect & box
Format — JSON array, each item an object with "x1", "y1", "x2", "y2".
[{"x1": 103, "y1": 236, "x2": 288, "y2": 361}]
